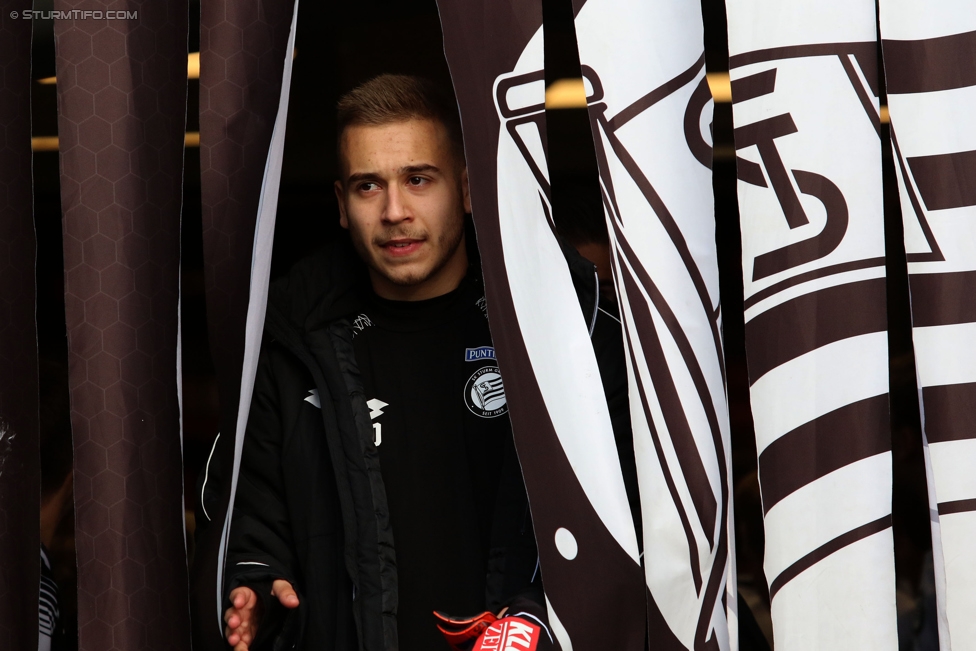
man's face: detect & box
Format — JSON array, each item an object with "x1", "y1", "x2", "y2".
[{"x1": 335, "y1": 118, "x2": 471, "y2": 301}]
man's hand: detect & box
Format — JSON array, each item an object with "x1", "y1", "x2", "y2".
[{"x1": 224, "y1": 580, "x2": 299, "y2": 651}]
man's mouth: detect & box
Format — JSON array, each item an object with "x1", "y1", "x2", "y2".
[{"x1": 379, "y1": 238, "x2": 424, "y2": 256}]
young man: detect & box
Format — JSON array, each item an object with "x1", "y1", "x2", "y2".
[{"x1": 220, "y1": 75, "x2": 557, "y2": 651}]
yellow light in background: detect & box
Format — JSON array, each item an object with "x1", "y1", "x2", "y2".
[
  {"x1": 35, "y1": 56, "x2": 886, "y2": 148},
  {"x1": 37, "y1": 52, "x2": 205, "y2": 84},
  {"x1": 707, "y1": 72, "x2": 732, "y2": 103},
  {"x1": 32, "y1": 132, "x2": 201, "y2": 152},
  {"x1": 31, "y1": 136, "x2": 59, "y2": 152},
  {"x1": 545, "y1": 73, "x2": 735, "y2": 108},
  {"x1": 546, "y1": 78, "x2": 587, "y2": 109},
  {"x1": 34, "y1": 49, "x2": 301, "y2": 84}
]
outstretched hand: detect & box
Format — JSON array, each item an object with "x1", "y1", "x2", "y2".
[{"x1": 224, "y1": 580, "x2": 299, "y2": 651}]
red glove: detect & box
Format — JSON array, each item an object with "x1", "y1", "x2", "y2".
[
  {"x1": 434, "y1": 611, "x2": 498, "y2": 651},
  {"x1": 471, "y1": 616, "x2": 543, "y2": 651},
  {"x1": 435, "y1": 611, "x2": 543, "y2": 651}
]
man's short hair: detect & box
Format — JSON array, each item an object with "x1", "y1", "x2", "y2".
[{"x1": 336, "y1": 74, "x2": 465, "y2": 167}]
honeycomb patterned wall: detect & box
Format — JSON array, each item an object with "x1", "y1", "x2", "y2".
[
  {"x1": 190, "y1": 0, "x2": 295, "y2": 645},
  {"x1": 0, "y1": 4, "x2": 40, "y2": 649},
  {"x1": 198, "y1": 0, "x2": 294, "y2": 441},
  {"x1": 52, "y1": 0, "x2": 191, "y2": 648}
]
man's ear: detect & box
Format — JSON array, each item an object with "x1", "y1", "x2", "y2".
[
  {"x1": 461, "y1": 167, "x2": 472, "y2": 214},
  {"x1": 335, "y1": 180, "x2": 349, "y2": 229}
]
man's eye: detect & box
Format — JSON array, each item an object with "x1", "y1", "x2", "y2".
[
  {"x1": 359, "y1": 182, "x2": 378, "y2": 192},
  {"x1": 408, "y1": 176, "x2": 427, "y2": 186}
]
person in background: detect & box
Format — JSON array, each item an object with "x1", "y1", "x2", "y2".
[
  {"x1": 553, "y1": 184, "x2": 773, "y2": 651},
  {"x1": 38, "y1": 359, "x2": 74, "y2": 651},
  {"x1": 553, "y1": 185, "x2": 642, "y2": 537},
  {"x1": 553, "y1": 185, "x2": 617, "y2": 310}
]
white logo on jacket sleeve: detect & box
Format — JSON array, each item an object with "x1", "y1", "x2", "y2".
[
  {"x1": 367, "y1": 398, "x2": 388, "y2": 446},
  {"x1": 304, "y1": 389, "x2": 320, "y2": 408},
  {"x1": 366, "y1": 398, "x2": 388, "y2": 419},
  {"x1": 351, "y1": 313, "x2": 373, "y2": 338},
  {"x1": 464, "y1": 367, "x2": 508, "y2": 418}
]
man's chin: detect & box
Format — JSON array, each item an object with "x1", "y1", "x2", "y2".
[{"x1": 372, "y1": 262, "x2": 432, "y2": 288}]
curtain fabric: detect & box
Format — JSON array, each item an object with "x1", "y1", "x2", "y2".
[
  {"x1": 724, "y1": 0, "x2": 897, "y2": 648},
  {"x1": 190, "y1": 0, "x2": 298, "y2": 645},
  {"x1": 52, "y1": 1, "x2": 190, "y2": 648},
  {"x1": 571, "y1": 0, "x2": 736, "y2": 647},
  {"x1": 0, "y1": 4, "x2": 40, "y2": 649},
  {"x1": 214, "y1": 1, "x2": 300, "y2": 642},
  {"x1": 879, "y1": 2, "x2": 976, "y2": 647}
]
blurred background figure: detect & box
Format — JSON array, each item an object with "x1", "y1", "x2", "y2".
[
  {"x1": 553, "y1": 184, "x2": 618, "y2": 309},
  {"x1": 38, "y1": 359, "x2": 74, "y2": 651}
]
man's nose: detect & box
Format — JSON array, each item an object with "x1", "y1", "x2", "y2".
[{"x1": 383, "y1": 184, "x2": 411, "y2": 223}]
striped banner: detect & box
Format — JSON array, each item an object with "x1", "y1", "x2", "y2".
[
  {"x1": 571, "y1": 0, "x2": 735, "y2": 648},
  {"x1": 53, "y1": 0, "x2": 191, "y2": 648},
  {"x1": 0, "y1": 3, "x2": 40, "y2": 648},
  {"x1": 191, "y1": 0, "x2": 299, "y2": 645},
  {"x1": 436, "y1": 0, "x2": 647, "y2": 648},
  {"x1": 725, "y1": 0, "x2": 898, "y2": 648},
  {"x1": 879, "y1": 3, "x2": 976, "y2": 647}
]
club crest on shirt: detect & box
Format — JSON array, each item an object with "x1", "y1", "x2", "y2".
[{"x1": 464, "y1": 366, "x2": 508, "y2": 418}]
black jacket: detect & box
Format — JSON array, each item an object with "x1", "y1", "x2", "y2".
[{"x1": 219, "y1": 236, "x2": 624, "y2": 651}]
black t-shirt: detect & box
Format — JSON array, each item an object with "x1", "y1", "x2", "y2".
[{"x1": 351, "y1": 275, "x2": 514, "y2": 650}]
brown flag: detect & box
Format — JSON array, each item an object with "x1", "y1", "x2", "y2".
[
  {"x1": 0, "y1": 3, "x2": 40, "y2": 649},
  {"x1": 436, "y1": 0, "x2": 648, "y2": 648},
  {"x1": 53, "y1": 0, "x2": 190, "y2": 648},
  {"x1": 571, "y1": 0, "x2": 736, "y2": 647}
]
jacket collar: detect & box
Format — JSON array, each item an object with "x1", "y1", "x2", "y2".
[{"x1": 265, "y1": 236, "x2": 368, "y2": 341}]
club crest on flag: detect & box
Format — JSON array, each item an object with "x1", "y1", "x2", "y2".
[{"x1": 729, "y1": 42, "x2": 887, "y2": 306}]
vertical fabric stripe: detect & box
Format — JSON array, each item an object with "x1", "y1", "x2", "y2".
[
  {"x1": 39, "y1": 548, "x2": 60, "y2": 638},
  {"x1": 436, "y1": 0, "x2": 648, "y2": 647},
  {"x1": 571, "y1": 1, "x2": 735, "y2": 645},
  {"x1": 880, "y1": 3, "x2": 976, "y2": 647},
  {"x1": 726, "y1": 0, "x2": 897, "y2": 648},
  {"x1": 0, "y1": 3, "x2": 40, "y2": 649},
  {"x1": 213, "y1": 0, "x2": 301, "y2": 641},
  {"x1": 53, "y1": 1, "x2": 190, "y2": 648},
  {"x1": 190, "y1": 0, "x2": 298, "y2": 645}
]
